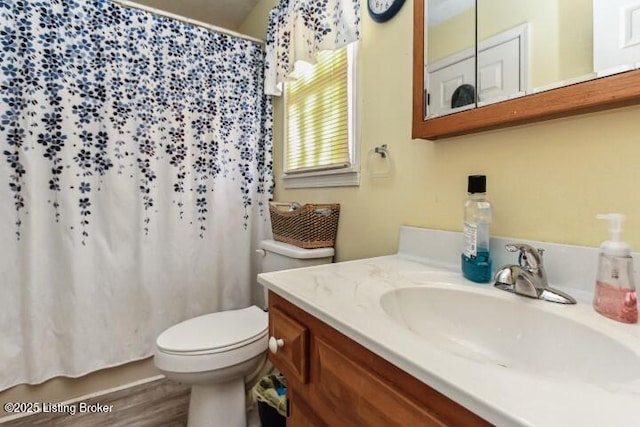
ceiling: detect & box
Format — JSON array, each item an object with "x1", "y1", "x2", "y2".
[
  {"x1": 126, "y1": 0, "x2": 261, "y2": 30},
  {"x1": 427, "y1": 0, "x2": 474, "y2": 26}
]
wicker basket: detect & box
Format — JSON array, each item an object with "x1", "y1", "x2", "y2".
[{"x1": 269, "y1": 202, "x2": 340, "y2": 249}]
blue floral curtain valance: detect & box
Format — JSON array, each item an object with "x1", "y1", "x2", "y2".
[{"x1": 264, "y1": 0, "x2": 361, "y2": 96}]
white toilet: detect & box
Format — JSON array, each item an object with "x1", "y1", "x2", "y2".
[{"x1": 154, "y1": 240, "x2": 334, "y2": 427}]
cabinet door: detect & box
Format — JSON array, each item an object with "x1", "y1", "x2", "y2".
[
  {"x1": 268, "y1": 293, "x2": 492, "y2": 427},
  {"x1": 314, "y1": 337, "x2": 447, "y2": 427},
  {"x1": 288, "y1": 391, "x2": 327, "y2": 427},
  {"x1": 269, "y1": 304, "x2": 309, "y2": 384},
  {"x1": 289, "y1": 403, "x2": 315, "y2": 427}
]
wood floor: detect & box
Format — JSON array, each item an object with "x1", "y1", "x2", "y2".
[{"x1": 0, "y1": 377, "x2": 190, "y2": 426}]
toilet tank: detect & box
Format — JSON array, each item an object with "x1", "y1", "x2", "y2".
[
  {"x1": 259, "y1": 240, "x2": 334, "y2": 272},
  {"x1": 258, "y1": 240, "x2": 334, "y2": 307}
]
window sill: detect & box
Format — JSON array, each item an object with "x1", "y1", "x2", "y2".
[{"x1": 282, "y1": 168, "x2": 360, "y2": 189}]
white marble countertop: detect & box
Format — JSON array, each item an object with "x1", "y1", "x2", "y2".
[{"x1": 258, "y1": 228, "x2": 640, "y2": 427}]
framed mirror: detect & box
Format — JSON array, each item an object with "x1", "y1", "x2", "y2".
[{"x1": 414, "y1": 0, "x2": 640, "y2": 140}]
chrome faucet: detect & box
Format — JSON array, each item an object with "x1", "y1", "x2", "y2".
[{"x1": 494, "y1": 244, "x2": 576, "y2": 304}]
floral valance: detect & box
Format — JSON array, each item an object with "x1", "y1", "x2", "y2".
[{"x1": 264, "y1": 0, "x2": 361, "y2": 96}]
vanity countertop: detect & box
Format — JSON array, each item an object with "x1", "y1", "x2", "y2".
[{"x1": 258, "y1": 228, "x2": 640, "y2": 427}]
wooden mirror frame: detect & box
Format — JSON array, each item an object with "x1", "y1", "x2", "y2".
[{"x1": 412, "y1": 0, "x2": 640, "y2": 140}]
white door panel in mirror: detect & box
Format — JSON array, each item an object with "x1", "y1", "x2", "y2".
[
  {"x1": 427, "y1": 56, "x2": 475, "y2": 118},
  {"x1": 477, "y1": 37, "x2": 521, "y2": 106},
  {"x1": 594, "y1": 0, "x2": 640, "y2": 76}
]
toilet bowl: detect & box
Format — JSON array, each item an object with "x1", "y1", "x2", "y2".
[
  {"x1": 155, "y1": 306, "x2": 268, "y2": 427},
  {"x1": 154, "y1": 240, "x2": 334, "y2": 427}
]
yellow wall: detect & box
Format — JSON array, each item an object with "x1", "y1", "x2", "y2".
[
  {"x1": 479, "y1": 0, "x2": 592, "y2": 89},
  {"x1": 558, "y1": 0, "x2": 593, "y2": 81},
  {"x1": 427, "y1": 8, "x2": 475, "y2": 64},
  {"x1": 240, "y1": 0, "x2": 640, "y2": 264},
  {"x1": 479, "y1": 0, "x2": 559, "y2": 88}
]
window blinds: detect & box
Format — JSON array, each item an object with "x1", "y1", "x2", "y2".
[{"x1": 285, "y1": 47, "x2": 350, "y2": 173}]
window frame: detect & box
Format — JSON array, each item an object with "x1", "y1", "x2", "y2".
[{"x1": 282, "y1": 43, "x2": 360, "y2": 189}]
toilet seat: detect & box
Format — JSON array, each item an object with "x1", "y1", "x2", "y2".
[
  {"x1": 154, "y1": 306, "x2": 268, "y2": 374},
  {"x1": 157, "y1": 306, "x2": 268, "y2": 354}
]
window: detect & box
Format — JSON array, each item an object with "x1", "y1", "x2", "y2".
[{"x1": 283, "y1": 43, "x2": 359, "y2": 188}]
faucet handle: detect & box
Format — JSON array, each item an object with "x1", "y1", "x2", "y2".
[
  {"x1": 504, "y1": 243, "x2": 544, "y2": 270},
  {"x1": 505, "y1": 244, "x2": 522, "y2": 253}
]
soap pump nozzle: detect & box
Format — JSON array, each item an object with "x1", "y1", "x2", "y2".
[{"x1": 596, "y1": 213, "x2": 630, "y2": 257}]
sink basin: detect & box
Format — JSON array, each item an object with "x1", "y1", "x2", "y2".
[{"x1": 380, "y1": 285, "x2": 640, "y2": 384}]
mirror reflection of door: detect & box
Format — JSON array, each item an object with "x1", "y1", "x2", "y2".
[
  {"x1": 424, "y1": 0, "x2": 640, "y2": 120},
  {"x1": 425, "y1": 0, "x2": 475, "y2": 119},
  {"x1": 594, "y1": 0, "x2": 640, "y2": 76},
  {"x1": 417, "y1": 0, "x2": 640, "y2": 139},
  {"x1": 477, "y1": 24, "x2": 528, "y2": 106},
  {"x1": 477, "y1": 0, "x2": 593, "y2": 96},
  {"x1": 427, "y1": 52, "x2": 475, "y2": 117}
]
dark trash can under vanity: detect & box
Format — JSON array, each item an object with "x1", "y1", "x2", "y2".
[{"x1": 253, "y1": 373, "x2": 287, "y2": 427}]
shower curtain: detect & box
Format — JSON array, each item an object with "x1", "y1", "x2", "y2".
[{"x1": 0, "y1": 0, "x2": 273, "y2": 389}]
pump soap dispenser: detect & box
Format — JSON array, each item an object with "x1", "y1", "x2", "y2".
[{"x1": 593, "y1": 214, "x2": 638, "y2": 324}]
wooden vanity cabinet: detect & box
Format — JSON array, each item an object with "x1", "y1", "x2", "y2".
[{"x1": 268, "y1": 291, "x2": 492, "y2": 427}]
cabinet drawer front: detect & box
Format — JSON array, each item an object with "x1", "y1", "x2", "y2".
[
  {"x1": 269, "y1": 305, "x2": 309, "y2": 384},
  {"x1": 315, "y1": 338, "x2": 447, "y2": 427}
]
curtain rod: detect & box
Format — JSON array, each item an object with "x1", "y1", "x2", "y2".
[{"x1": 111, "y1": 0, "x2": 264, "y2": 45}]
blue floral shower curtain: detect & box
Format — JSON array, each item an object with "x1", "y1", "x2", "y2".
[{"x1": 0, "y1": 0, "x2": 273, "y2": 389}]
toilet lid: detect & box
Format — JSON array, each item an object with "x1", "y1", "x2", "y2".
[{"x1": 156, "y1": 306, "x2": 268, "y2": 354}]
